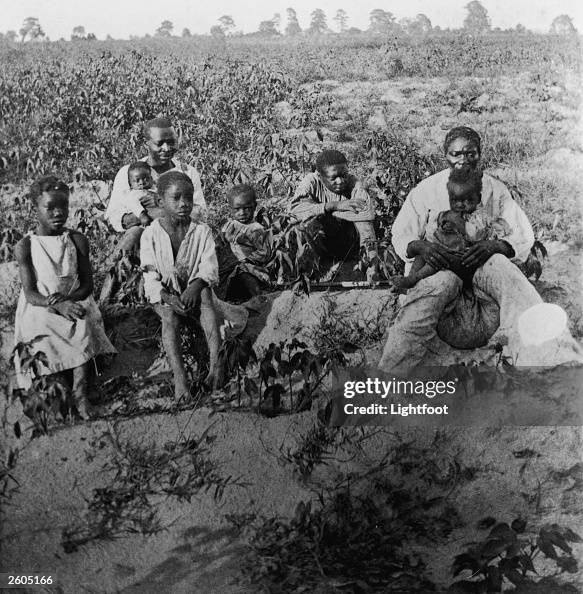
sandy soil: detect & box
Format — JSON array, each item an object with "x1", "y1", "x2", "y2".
[{"x1": 1, "y1": 242, "x2": 582, "y2": 593}]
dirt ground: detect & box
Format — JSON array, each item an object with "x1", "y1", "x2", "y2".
[
  {"x1": 1, "y1": 241, "x2": 582, "y2": 592},
  {"x1": 1, "y1": 70, "x2": 582, "y2": 592}
]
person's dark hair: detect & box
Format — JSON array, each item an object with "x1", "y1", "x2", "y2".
[
  {"x1": 128, "y1": 161, "x2": 152, "y2": 181},
  {"x1": 29, "y1": 176, "x2": 69, "y2": 205},
  {"x1": 447, "y1": 167, "x2": 483, "y2": 199},
  {"x1": 443, "y1": 126, "x2": 482, "y2": 154},
  {"x1": 227, "y1": 184, "x2": 257, "y2": 206},
  {"x1": 143, "y1": 117, "x2": 174, "y2": 138},
  {"x1": 315, "y1": 150, "x2": 348, "y2": 175},
  {"x1": 157, "y1": 171, "x2": 194, "y2": 197}
]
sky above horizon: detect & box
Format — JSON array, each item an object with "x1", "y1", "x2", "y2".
[{"x1": 2, "y1": 0, "x2": 582, "y2": 39}]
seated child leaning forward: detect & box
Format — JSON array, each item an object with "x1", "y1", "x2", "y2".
[
  {"x1": 14, "y1": 176, "x2": 116, "y2": 419},
  {"x1": 290, "y1": 149, "x2": 378, "y2": 261},
  {"x1": 216, "y1": 184, "x2": 272, "y2": 301},
  {"x1": 140, "y1": 171, "x2": 222, "y2": 398},
  {"x1": 392, "y1": 169, "x2": 512, "y2": 292}
]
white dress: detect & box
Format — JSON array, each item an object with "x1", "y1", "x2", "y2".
[{"x1": 14, "y1": 231, "x2": 116, "y2": 386}]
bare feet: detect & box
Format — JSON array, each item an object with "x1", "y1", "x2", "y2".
[
  {"x1": 204, "y1": 367, "x2": 225, "y2": 391},
  {"x1": 72, "y1": 399, "x2": 89, "y2": 422},
  {"x1": 174, "y1": 379, "x2": 190, "y2": 402},
  {"x1": 391, "y1": 275, "x2": 414, "y2": 294}
]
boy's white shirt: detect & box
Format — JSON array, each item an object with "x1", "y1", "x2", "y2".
[
  {"x1": 392, "y1": 169, "x2": 534, "y2": 273},
  {"x1": 140, "y1": 219, "x2": 218, "y2": 303},
  {"x1": 105, "y1": 158, "x2": 206, "y2": 231}
]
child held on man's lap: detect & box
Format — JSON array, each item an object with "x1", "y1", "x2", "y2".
[
  {"x1": 393, "y1": 169, "x2": 511, "y2": 292},
  {"x1": 124, "y1": 161, "x2": 161, "y2": 227}
]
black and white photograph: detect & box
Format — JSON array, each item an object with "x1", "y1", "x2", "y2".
[{"x1": 0, "y1": 1, "x2": 582, "y2": 592}]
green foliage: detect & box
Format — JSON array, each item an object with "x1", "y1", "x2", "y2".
[
  {"x1": 450, "y1": 519, "x2": 582, "y2": 592},
  {"x1": 236, "y1": 432, "x2": 471, "y2": 593},
  {"x1": 216, "y1": 337, "x2": 352, "y2": 414},
  {"x1": 12, "y1": 337, "x2": 75, "y2": 435},
  {"x1": 62, "y1": 423, "x2": 243, "y2": 552}
]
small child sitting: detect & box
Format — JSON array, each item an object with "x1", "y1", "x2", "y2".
[
  {"x1": 216, "y1": 184, "x2": 272, "y2": 301},
  {"x1": 393, "y1": 169, "x2": 511, "y2": 292},
  {"x1": 124, "y1": 162, "x2": 161, "y2": 227},
  {"x1": 140, "y1": 171, "x2": 222, "y2": 398},
  {"x1": 14, "y1": 176, "x2": 116, "y2": 419}
]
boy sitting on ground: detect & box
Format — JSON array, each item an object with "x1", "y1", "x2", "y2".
[
  {"x1": 289, "y1": 149, "x2": 378, "y2": 276},
  {"x1": 216, "y1": 184, "x2": 272, "y2": 301},
  {"x1": 140, "y1": 171, "x2": 221, "y2": 398},
  {"x1": 392, "y1": 169, "x2": 511, "y2": 292}
]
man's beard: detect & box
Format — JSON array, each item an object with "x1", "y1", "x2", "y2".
[{"x1": 452, "y1": 162, "x2": 478, "y2": 175}]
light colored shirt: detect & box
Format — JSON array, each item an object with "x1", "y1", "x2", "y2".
[
  {"x1": 124, "y1": 189, "x2": 157, "y2": 218},
  {"x1": 290, "y1": 172, "x2": 377, "y2": 247},
  {"x1": 392, "y1": 168, "x2": 534, "y2": 272},
  {"x1": 140, "y1": 219, "x2": 218, "y2": 304},
  {"x1": 290, "y1": 172, "x2": 375, "y2": 222},
  {"x1": 105, "y1": 158, "x2": 206, "y2": 232}
]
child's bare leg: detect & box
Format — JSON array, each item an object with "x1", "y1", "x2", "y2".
[
  {"x1": 72, "y1": 361, "x2": 91, "y2": 420},
  {"x1": 155, "y1": 305, "x2": 190, "y2": 399},
  {"x1": 199, "y1": 288, "x2": 222, "y2": 389},
  {"x1": 392, "y1": 257, "x2": 436, "y2": 292}
]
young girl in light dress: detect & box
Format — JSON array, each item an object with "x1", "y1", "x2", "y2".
[{"x1": 14, "y1": 176, "x2": 116, "y2": 419}]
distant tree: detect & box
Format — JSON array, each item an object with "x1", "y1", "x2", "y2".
[
  {"x1": 346, "y1": 26, "x2": 362, "y2": 34},
  {"x1": 515, "y1": 23, "x2": 526, "y2": 33},
  {"x1": 71, "y1": 25, "x2": 86, "y2": 40},
  {"x1": 334, "y1": 9, "x2": 349, "y2": 32},
  {"x1": 272, "y1": 13, "x2": 281, "y2": 33},
  {"x1": 87, "y1": 32, "x2": 97, "y2": 40},
  {"x1": 309, "y1": 9, "x2": 328, "y2": 34},
  {"x1": 285, "y1": 8, "x2": 302, "y2": 35},
  {"x1": 369, "y1": 9, "x2": 398, "y2": 35},
  {"x1": 258, "y1": 20, "x2": 279, "y2": 36},
  {"x1": 401, "y1": 13, "x2": 432, "y2": 35},
  {"x1": 106, "y1": 34, "x2": 114, "y2": 40},
  {"x1": 210, "y1": 25, "x2": 226, "y2": 39},
  {"x1": 156, "y1": 20, "x2": 173, "y2": 37},
  {"x1": 415, "y1": 13, "x2": 432, "y2": 33},
  {"x1": 20, "y1": 17, "x2": 45, "y2": 42},
  {"x1": 5, "y1": 30, "x2": 17, "y2": 42},
  {"x1": 463, "y1": 1, "x2": 490, "y2": 33},
  {"x1": 550, "y1": 14, "x2": 577, "y2": 35},
  {"x1": 182, "y1": 27, "x2": 192, "y2": 37},
  {"x1": 218, "y1": 15, "x2": 236, "y2": 35}
]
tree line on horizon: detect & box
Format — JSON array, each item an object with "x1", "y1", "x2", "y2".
[{"x1": 1, "y1": 1, "x2": 578, "y2": 43}]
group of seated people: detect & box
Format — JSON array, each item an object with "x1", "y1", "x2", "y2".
[{"x1": 13, "y1": 117, "x2": 582, "y2": 420}]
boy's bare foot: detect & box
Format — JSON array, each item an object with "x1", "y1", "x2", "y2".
[
  {"x1": 72, "y1": 400, "x2": 89, "y2": 422},
  {"x1": 204, "y1": 367, "x2": 225, "y2": 391},
  {"x1": 174, "y1": 379, "x2": 190, "y2": 402}
]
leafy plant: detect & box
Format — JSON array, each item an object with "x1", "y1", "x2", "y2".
[
  {"x1": 451, "y1": 519, "x2": 582, "y2": 593},
  {"x1": 258, "y1": 338, "x2": 350, "y2": 414},
  {"x1": 236, "y1": 438, "x2": 469, "y2": 594},
  {"x1": 62, "y1": 423, "x2": 243, "y2": 552},
  {"x1": 12, "y1": 337, "x2": 74, "y2": 435}
]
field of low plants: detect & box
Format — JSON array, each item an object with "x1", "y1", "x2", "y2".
[{"x1": 0, "y1": 32, "x2": 582, "y2": 593}]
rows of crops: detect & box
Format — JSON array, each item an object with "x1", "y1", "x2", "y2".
[
  {"x1": 0, "y1": 34, "x2": 580, "y2": 188},
  {"x1": 0, "y1": 33, "x2": 580, "y2": 271}
]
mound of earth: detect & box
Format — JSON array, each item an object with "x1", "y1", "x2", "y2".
[{"x1": 1, "y1": 247, "x2": 582, "y2": 593}]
